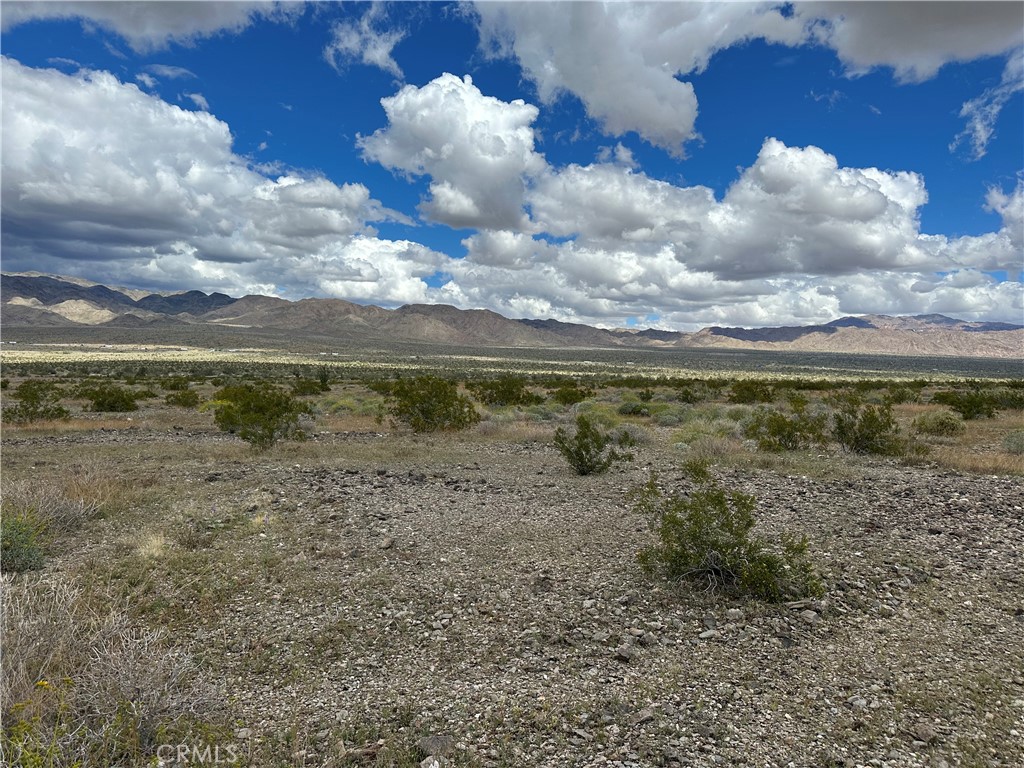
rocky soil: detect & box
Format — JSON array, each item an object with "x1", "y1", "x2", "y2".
[{"x1": 4, "y1": 425, "x2": 1024, "y2": 767}]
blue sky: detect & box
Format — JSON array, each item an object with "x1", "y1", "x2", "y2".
[{"x1": 1, "y1": 1, "x2": 1022, "y2": 329}]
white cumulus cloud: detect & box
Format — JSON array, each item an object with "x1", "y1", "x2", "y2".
[
  {"x1": 0, "y1": 1, "x2": 301, "y2": 52},
  {"x1": 474, "y1": 1, "x2": 805, "y2": 155},
  {"x1": 472, "y1": 1, "x2": 1023, "y2": 158},
  {"x1": 358, "y1": 73, "x2": 547, "y2": 230},
  {"x1": 0, "y1": 56, "x2": 446, "y2": 302},
  {"x1": 798, "y1": 1, "x2": 1023, "y2": 82}
]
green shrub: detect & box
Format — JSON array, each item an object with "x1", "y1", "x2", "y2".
[
  {"x1": 913, "y1": 410, "x2": 966, "y2": 437},
  {"x1": 728, "y1": 380, "x2": 774, "y2": 404},
  {"x1": 550, "y1": 383, "x2": 592, "y2": 406},
  {"x1": 1002, "y1": 430, "x2": 1024, "y2": 456},
  {"x1": 991, "y1": 387, "x2": 1024, "y2": 410},
  {"x1": 80, "y1": 383, "x2": 139, "y2": 413},
  {"x1": 829, "y1": 391, "x2": 904, "y2": 455},
  {"x1": 553, "y1": 414, "x2": 632, "y2": 475},
  {"x1": 1, "y1": 514, "x2": 44, "y2": 573},
  {"x1": 317, "y1": 366, "x2": 332, "y2": 392},
  {"x1": 385, "y1": 376, "x2": 480, "y2": 433},
  {"x1": 467, "y1": 376, "x2": 543, "y2": 407},
  {"x1": 2, "y1": 380, "x2": 70, "y2": 423},
  {"x1": 164, "y1": 389, "x2": 201, "y2": 408},
  {"x1": 884, "y1": 385, "x2": 918, "y2": 405},
  {"x1": 653, "y1": 406, "x2": 687, "y2": 427},
  {"x1": 291, "y1": 378, "x2": 325, "y2": 397},
  {"x1": 633, "y1": 462, "x2": 821, "y2": 602},
  {"x1": 208, "y1": 383, "x2": 310, "y2": 450},
  {"x1": 931, "y1": 389, "x2": 999, "y2": 420},
  {"x1": 160, "y1": 376, "x2": 191, "y2": 391},
  {"x1": 617, "y1": 401, "x2": 651, "y2": 417},
  {"x1": 673, "y1": 386, "x2": 704, "y2": 404},
  {"x1": 742, "y1": 395, "x2": 828, "y2": 452},
  {"x1": 0, "y1": 378, "x2": 9, "y2": 390}
]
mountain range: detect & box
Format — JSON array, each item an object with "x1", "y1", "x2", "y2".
[{"x1": 2, "y1": 272, "x2": 1022, "y2": 359}]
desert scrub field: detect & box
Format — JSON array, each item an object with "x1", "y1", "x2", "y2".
[{"x1": 1, "y1": 364, "x2": 1022, "y2": 767}]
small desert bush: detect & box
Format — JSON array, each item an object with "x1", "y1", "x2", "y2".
[
  {"x1": 1, "y1": 514, "x2": 44, "y2": 573},
  {"x1": 652, "y1": 405, "x2": 689, "y2": 427},
  {"x1": 1, "y1": 481, "x2": 103, "y2": 573},
  {"x1": 742, "y1": 395, "x2": 829, "y2": 452},
  {"x1": 79, "y1": 383, "x2": 139, "y2": 413},
  {"x1": 1, "y1": 577, "x2": 224, "y2": 767},
  {"x1": 2, "y1": 479, "x2": 101, "y2": 536},
  {"x1": 829, "y1": 391, "x2": 905, "y2": 456},
  {"x1": 160, "y1": 376, "x2": 191, "y2": 391},
  {"x1": 291, "y1": 377, "x2": 327, "y2": 396},
  {"x1": 931, "y1": 388, "x2": 1000, "y2": 420},
  {"x1": 554, "y1": 414, "x2": 633, "y2": 475},
  {"x1": 913, "y1": 410, "x2": 966, "y2": 437},
  {"x1": 884, "y1": 384, "x2": 919, "y2": 405},
  {"x1": 164, "y1": 389, "x2": 201, "y2": 408},
  {"x1": 1003, "y1": 430, "x2": 1024, "y2": 456},
  {"x1": 615, "y1": 422, "x2": 653, "y2": 446},
  {"x1": 728, "y1": 380, "x2": 774, "y2": 404},
  {"x1": 382, "y1": 376, "x2": 480, "y2": 433},
  {"x1": 207, "y1": 382, "x2": 311, "y2": 450},
  {"x1": 634, "y1": 462, "x2": 822, "y2": 602},
  {"x1": 672, "y1": 413, "x2": 740, "y2": 446},
  {"x1": 550, "y1": 383, "x2": 593, "y2": 406},
  {"x1": 617, "y1": 400, "x2": 651, "y2": 417},
  {"x1": 467, "y1": 376, "x2": 543, "y2": 407},
  {"x1": 2, "y1": 380, "x2": 70, "y2": 423}
]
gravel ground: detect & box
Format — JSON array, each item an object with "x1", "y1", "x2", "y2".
[{"x1": 5, "y1": 426, "x2": 1023, "y2": 767}]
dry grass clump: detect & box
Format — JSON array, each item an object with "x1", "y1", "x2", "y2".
[
  {"x1": 1, "y1": 479, "x2": 100, "y2": 537},
  {"x1": 1, "y1": 576, "x2": 225, "y2": 766}
]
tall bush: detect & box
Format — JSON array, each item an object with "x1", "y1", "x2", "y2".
[
  {"x1": 742, "y1": 395, "x2": 828, "y2": 452},
  {"x1": 383, "y1": 376, "x2": 480, "y2": 433},
  {"x1": 467, "y1": 376, "x2": 543, "y2": 407},
  {"x1": 829, "y1": 391, "x2": 904, "y2": 455},
  {"x1": 2, "y1": 380, "x2": 70, "y2": 423},
  {"x1": 208, "y1": 383, "x2": 310, "y2": 450}
]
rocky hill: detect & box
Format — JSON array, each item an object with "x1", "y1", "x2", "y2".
[{"x1": 2, "y1": 272, "x2": 1021, "y2": 358}]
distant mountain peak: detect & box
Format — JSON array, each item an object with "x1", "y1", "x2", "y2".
[{"x1": 2, "y1": 273, "x2": 1021, "y2": 358}]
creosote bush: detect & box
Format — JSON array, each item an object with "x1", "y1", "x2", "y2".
[
  {"x1": 164, "y1": 389, "x2": 201, "y2": 408},
  {"x1": 742, "y1": 395, "x2": 828, "y2": 452},
  {"x1": 379, "y1": 376, "x2": 480, "y2": 433},
  {"x1": 78, "y1": 383, "x2": 139, "y2": 413},
  {"x1": 207, "y1": 382, "x2": 310, "y2": 450},
  {"x1": 550, "y1": 383, "x2": 593, "y2": 406},
  {"x1": 913, "y1": 410, "x2": 966, "y2": 437},
  {"x1": 467, "y1": 375, "x2": 543, "y2": 407},
  {"x1": 728, "y1": 380, "x2": 774, "y2": 405},
  {"x1": 553, "y1": 414, "x2": 633, "y2": 475},
  {"x1": 634, "y1": 461, "x2": 822, "y2": 602},
  {"x1": 829, "y1": 391, "x2": 905, "y2": 456},
  {"x1": 931, "y1": 388, "x2": 1000, "y2": 420},
  {"x1": 291, "y1": 377, "x2": 326, "y2": 396},
  {"x1": 2, "y1": 380, "x2": 70, "y2": 423}
]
